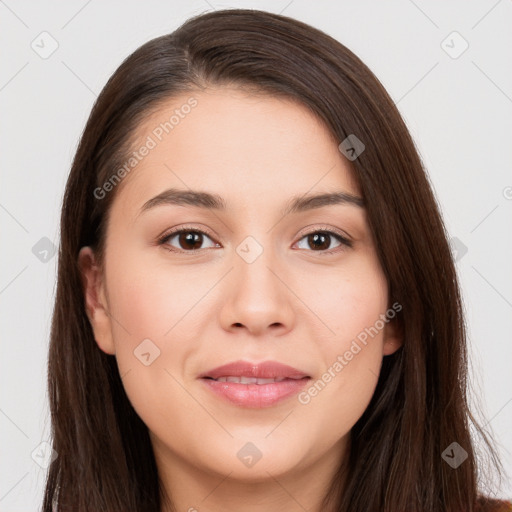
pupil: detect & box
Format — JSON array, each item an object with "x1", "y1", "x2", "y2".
[
  {"x1": 180, "y1": 232, "x2": 202, "y2": 250},
  {"x1": 309, "y1": 233, "x2": 329, "y2": 250}
]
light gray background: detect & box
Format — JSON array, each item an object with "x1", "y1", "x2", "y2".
[{"x1": 1, "y1": 1, "x2": 511, "y2": 510}]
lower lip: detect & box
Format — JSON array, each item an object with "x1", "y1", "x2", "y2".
[{"x1": 200, "y1": 377, "x2": 310, "y2": 408}]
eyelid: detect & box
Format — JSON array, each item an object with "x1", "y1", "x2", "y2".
[{"x1": 295, "y1": 224, "x2": 353, "y2": 247}]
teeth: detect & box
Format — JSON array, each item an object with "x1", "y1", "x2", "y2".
[{"x1": 215, "y1": 376, "x2": 287, "y2": 384}]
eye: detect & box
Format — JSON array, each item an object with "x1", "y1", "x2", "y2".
[
  {"x1": 158, "y1": 227, "x2": 219, "y2": 252},
  {"x1": 294, "y1": 229, "x2": 352, "y2": 254},
  {"x1": 157, "y1": 226, "x2": 352, "y2": 255}
]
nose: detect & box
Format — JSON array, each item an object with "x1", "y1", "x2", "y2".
[{"x1": 218, "y1": 246, "x2": 295, "y2": 337}]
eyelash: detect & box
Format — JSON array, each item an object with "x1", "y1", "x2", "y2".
[{"x1": 157, "y1": 225, "x2": 353, "y2": 256}]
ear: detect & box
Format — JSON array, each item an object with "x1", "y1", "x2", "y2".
[
  {"x1": 78, "y1": 246, "x2": 116, "y2": 355},
  {"x1": 382, "y1": 316, "x2": 403, "y2": 356}
]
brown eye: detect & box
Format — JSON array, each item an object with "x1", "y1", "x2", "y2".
[
  {"x1": 177, "y1": 231, "x2": 204, "y2": 250},
  {"x1": 295, "y1": 230, "x2": 351, "y2": 253},
  {"x1": 160, "y1": 229, "x2": 218, "y2": 252},
  {"x1": 306, "y1": 233, "x2": 331, "y2": 251}
]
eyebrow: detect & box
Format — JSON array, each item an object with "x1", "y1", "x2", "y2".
[{"x1": 138, "y1": 187, "x2": 364, "y2": 217}]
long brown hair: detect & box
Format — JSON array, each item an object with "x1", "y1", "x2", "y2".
[{"x1": 44, "y1": 8, "x2": 504, "y2": 511}]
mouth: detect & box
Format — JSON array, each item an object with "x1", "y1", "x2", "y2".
[
  {"x1": 199, "y1": 360, "x2": 310, "y2": 380},
  {"x1": 199, "y1": 360, "x2": 311, "y2": 408}
]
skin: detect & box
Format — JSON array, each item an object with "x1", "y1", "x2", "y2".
[{"x1": 79, "y1": 87, "x2": 402, "y2": 512}]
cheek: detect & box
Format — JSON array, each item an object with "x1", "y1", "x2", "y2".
[
  {"x1": 102, "y1": 249, "x2": 204, "y2": 431},
  {"x1": 296, "y1": 253, "x2": 389, "y2": 344},
  {"x1": 105, "y1": 247, "x2": 213, "y2": 346},
  {"x1": 292, "y1": 256, "x2": 388, "y2": 440},
  {"x1": 102, "y1": 245, "x2": 218, "y2": 402}
]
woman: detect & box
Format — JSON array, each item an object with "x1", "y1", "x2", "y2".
[{"x1": 43, "y1": 8, "x2": 510, "y2": 512}]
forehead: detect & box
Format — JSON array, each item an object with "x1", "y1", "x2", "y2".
[{"x1": 111, "y1": 87, "x2": 360, "y2": 218}]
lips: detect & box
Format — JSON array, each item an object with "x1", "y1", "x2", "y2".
[
  {"x1": 198, "y1": 360, "x2": 311, "y2": 408},
  {"x1": 199, "y1": 360, "x2": 310, "y2": 381}
]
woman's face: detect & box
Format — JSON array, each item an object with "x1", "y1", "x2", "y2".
[{"x1": 80, "y1": 87, "x2": 401, "y2": 492}]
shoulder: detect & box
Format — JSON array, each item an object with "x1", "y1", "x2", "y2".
[
  {"x1": 476, "y1": 496, "x2": 512, "y2": 511},
  {"x1": 493, "y1": 502, "x2": 512, "y2": 511}
]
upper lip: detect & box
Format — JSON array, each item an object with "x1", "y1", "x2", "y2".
[{"x1": 199, "y1": 360, "x2": 310, "y2": 380}]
